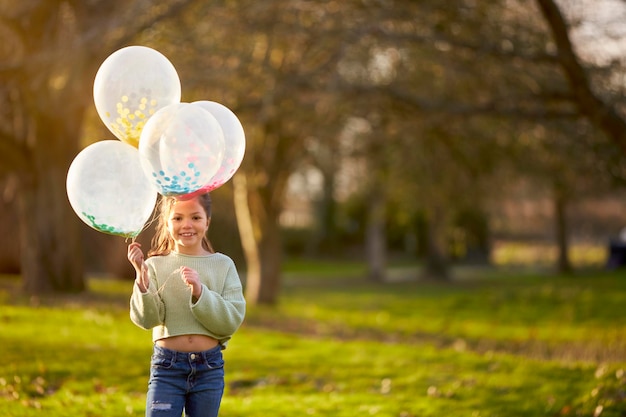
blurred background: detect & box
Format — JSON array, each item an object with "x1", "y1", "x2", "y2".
[{"x1": 2, "y1": 0, "x2": 626, "y2": 305}]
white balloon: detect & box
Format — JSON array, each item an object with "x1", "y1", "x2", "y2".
[
  {"x1": 189, "y1": 101, "x2": 246, "y2": 193},
  {"x1": 66, "y1": 140, "x2": 157, "y2": 237},
  {"x1": 139, "y1": 103, "x2": 225, "y2": 196},
  {"x1": 93, "y1": 46, "x2": 181, "y2": 147}
]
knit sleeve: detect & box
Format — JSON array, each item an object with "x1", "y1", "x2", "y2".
[
  {"x1": 190, "y1": 261, "x2": 246, "y2": 338},
  {"x1": 129, "y1": 263, "x2": 165, "y2": 330}
]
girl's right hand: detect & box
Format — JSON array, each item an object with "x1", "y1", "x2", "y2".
[
  {"x1": 127, "y1": 242, "x2": 144, "y2": 272},
  {"x1": 128, "y1": 243, "x2": 149, "y2": 292}
]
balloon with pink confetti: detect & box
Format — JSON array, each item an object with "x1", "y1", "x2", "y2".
[
  {"x1": 138, "y1": 103, "x2": 225, "y2": 196},
  {"x1": 178, "y1": 101, "x2": 245, "y2": 198}
]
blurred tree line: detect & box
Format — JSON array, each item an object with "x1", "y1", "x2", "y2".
[{"x1": 1, "y1": 0, "x2": 626, "y2": 304}]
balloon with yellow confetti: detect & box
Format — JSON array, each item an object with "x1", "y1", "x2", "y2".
[{"x1": 93, "y1": 46, "x2": 181, "y2": 148}]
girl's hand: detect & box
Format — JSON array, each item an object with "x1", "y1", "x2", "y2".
[
  {"x1": 180, "y1": 266, "x2": 202, "y2": 300},
  {"x1": 127, "y1": 242, "x2": 144, "y2": 272},
  {"x1": 128, "y1": 243, "x2": 149, "y2": 292}
]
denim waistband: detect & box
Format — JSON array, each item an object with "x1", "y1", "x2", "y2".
[{"x1": 153, "y1": 343, "x2": 222, "y2": 363}]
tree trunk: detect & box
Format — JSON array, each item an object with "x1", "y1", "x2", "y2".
[
  {"x1": 19, "y1": 112, "x2": 85, "y2": 294},
  {"x1": 233, "y1": 173, "x2": 261, "y2": 304},
  {"x1": 423, "y1": 208, "x2": 450, "y2": 281},
  {"x1": 366, "y1": 191, "x2": 387, "y2": 282},
  {"x1": 17, "y1": 184, "x2": 47, "y2": 293},
  {"x1": 309, "y1": 169, "x2": 338, "y2": 256},
  {"x1": 234, "y1": 172, "x2": 283, "y2": 305},
  {"x1": 554, "y1": 190, "x2": 573, "y2": 274},
  {"x1": 257, "y1": 218, "x2": 282, "y2": 304}
]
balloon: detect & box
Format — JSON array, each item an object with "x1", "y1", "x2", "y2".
[
  {"x1": 93, "y1": 46, "x2": 181, "y2": 148},
  {"x1": 138, "y1": 102, "x2": 225, "y2": 196},
  {"x1": 184, "y1": 101, "x2": 246, "y2": 195},
  {"x1": 66, "y1": 140, "x2": 157, "y2": 238}
]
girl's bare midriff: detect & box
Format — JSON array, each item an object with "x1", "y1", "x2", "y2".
[{"x1": 156, "y1": 334, "x2": 219, "y2": 352}]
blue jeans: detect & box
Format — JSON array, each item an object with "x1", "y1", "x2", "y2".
[{"x1": 146, "y1": 344, "x2": 225, "y2": 417}]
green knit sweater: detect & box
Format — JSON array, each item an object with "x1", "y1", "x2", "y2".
[{"x1": 130, "y1": 252, "x2": 246, "y2": 348}]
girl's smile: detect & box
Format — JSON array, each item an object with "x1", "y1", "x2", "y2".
[{"x1": 167, "y1": 198, "x2": 210, "y2": 255}]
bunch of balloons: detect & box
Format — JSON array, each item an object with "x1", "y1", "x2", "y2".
[{"x1": 66, "y1": 46, "x2": 245, "y2": 238}]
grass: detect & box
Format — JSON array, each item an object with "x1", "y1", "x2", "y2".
[{"x1": 1, "y1": 264, "x2": 626, "y2": 416}]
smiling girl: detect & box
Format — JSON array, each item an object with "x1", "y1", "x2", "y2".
[{"x1": 127, "y1": 193, "x2": 246, "y2": 417}]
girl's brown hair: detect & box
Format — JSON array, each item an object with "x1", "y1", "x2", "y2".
[{"x1": 147, "y1": 193, "x2": 214, "y2": 257}]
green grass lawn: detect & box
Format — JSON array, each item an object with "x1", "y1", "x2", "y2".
[{"x1": 1, "y1": 265, "x2": 626, "y2": 416}]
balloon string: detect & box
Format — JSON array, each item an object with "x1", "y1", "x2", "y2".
[
  {"x1": 156, "y1": 273, "x2": 171, "y2": 295},
  {"x1": 154, "y1": 269, "x2": 181, "y2": 296},
  {"x1": 141, "y1": 203, "x2": 161, "y2": 235},
  {"x1": 125, "y1": 201, "x2": 160, "y2": 243}
]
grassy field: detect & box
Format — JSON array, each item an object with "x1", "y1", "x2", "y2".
[{"x1": 1, "y1": 263, "x2": 626, "y2": 416}]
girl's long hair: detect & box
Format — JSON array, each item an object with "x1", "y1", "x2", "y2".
[{"x1": 147, "y1": 193, "x2": 215, "y2": 257}]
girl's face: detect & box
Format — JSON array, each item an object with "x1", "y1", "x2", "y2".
[{"x1": 167, "y1": 198, "x2": 210, "y2": 255}]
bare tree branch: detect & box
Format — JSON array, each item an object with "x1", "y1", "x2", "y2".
[
  {"x1": 0, "y1": 0, "x2": 200, "y2": 73},
  {"x1": 344, "y1": 83, "x2": 580, "y2": 121},
  {"x1": 535, "y1": 0, "x2": 626, "y2": 152}
]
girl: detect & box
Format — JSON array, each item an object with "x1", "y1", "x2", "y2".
[{"x1": 127, "y1": 193, "x2": 246, "y2": 417}]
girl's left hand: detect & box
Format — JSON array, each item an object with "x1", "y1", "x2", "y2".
[{"x1": 180, "y1": 266, "x2": 202, "y2": 300}]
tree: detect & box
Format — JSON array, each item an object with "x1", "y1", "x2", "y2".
[
  {"x1": 5, "y1": 0, "x2": 623, "y2": 299},
  {"x1": 0, "y1": 0, "x2": 198, "y2": 294},
  {"x1": 536, "y1": 0, "x2": 626, "y2": 152},
  {"x1": 154, "y1": 0, "x2": 626, "y2": 292},
  {"x1": 358, "y1": 0, "x2": 626, "y2": 276},
  {"x1": 162, "y1": 0, "x2": 373, "y2": 304}
]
